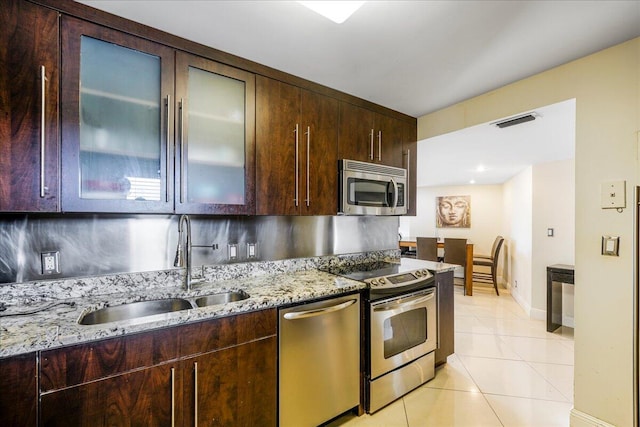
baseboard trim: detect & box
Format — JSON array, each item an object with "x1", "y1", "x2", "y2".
[
  {"x1": 570, "y1": 408, "x2": 616, "y2": 427},
  {"x1": 530, "y1": 307, "x2": 545, "y2": 321},
  {"x1": 510, "y1": 288, "x2": 532, "y2": 315},
  {"x1": 563, "y1": 315, "x2": 575, "y2": 328}
]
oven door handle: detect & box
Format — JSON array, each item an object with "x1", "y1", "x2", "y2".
[
  {"x1": 373, "y1": 291, "x2": 435, "y2": 313},
  {"x1": 283, "y1": 299, "x2": 357, "y2": 320}
]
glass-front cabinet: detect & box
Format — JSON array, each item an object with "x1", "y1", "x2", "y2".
[
  {"x1": 60, "y1": 18, "x2": 255, "y2": 214},
  {"x1": 61, "y1": 17, "x2": 174, "y2": 213},
  {"x1": 175, "y1": 52, "x2": 255, "y2": 214}
]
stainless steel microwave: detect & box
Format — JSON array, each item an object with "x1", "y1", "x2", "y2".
[{"x1": 338, "y1": 159, "x2": 407, "y2": 215}]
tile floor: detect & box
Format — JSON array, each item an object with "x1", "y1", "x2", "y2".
[{"x1": 328, "y1": 284, "x2": 574, "y2": 427}]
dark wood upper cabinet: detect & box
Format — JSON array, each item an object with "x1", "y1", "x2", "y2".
[
  {"x1": 0, "y1": 0, "x2": 59, "y2": 212},
  {"x1": 376, "y1": 113, "x2": 405, "y2": 168},
  {"x1": 4, "y1": 0, "x2": 413, "y2": 215},
  {"x1": 338, "y1": 102, "x2": 376, "y2": 164},
  {"x1": 60, "y1": 16, "x2": 175, "y2": 213},
  {"x1": 256, "y1": 76, "x2": 338, "y2": 215},
  {"x1": 403, "y1": 121, "x2": 417, "y2": 216},
  {"x1": 300, "y1": 89, "x2": 339, "y2": 215},
  {"x1": 175, "y1": 52, "x2": 256, "y2": 215},
  {"x1": 0, "y1": 353, "x2": 38, "y2": 426},
  {"x1": 338, "y1": 102, "x2": 406, "y2": 168}
]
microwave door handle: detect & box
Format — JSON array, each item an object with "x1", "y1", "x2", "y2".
[{"x1": 390, "y1": 178, "x2": 399, "y2": 208}]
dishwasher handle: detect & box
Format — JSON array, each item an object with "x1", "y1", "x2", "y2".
[{"x1": 283, "y1": 298, "x2": 357, "y2": 320}]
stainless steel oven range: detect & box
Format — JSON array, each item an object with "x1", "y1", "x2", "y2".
[{"x1": 321, "y1": 259, "x2": 436, "y2": 413}]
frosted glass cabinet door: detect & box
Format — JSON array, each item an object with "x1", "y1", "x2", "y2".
[
  {"x1": 175, "y1": 52, "x2": 255, "y2": 215},
  {"x1": 61, "y1": 17, "x2": 175, "y2": 213}
]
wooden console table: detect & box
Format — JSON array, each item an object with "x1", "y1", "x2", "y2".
[
  {"x1": 546, "y1": 264, "x2": 575, "y2": 332},
  {"x1": 399, "y1": 240, "x2": 475, "y2": 295}
]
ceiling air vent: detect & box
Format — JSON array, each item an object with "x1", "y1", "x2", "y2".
[{"x1": 492, "y1": 112, "x2": 539, "y2": 129}]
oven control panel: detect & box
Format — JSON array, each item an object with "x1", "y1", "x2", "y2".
[{"x1": 365, "y1": 269, "x2": 433, "y2": 289}]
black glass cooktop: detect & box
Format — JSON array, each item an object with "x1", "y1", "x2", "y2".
[{"x1": 321, "y1": 261, "x2": 403, "y2": 281}]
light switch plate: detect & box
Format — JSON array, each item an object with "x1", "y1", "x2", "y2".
[
  {"x1": 601, "y1": 236, "x2": 620, "y2": 256},
  {"x1": 247, "y1": 243, "x2": 257, "y2": 259},
  {"x1": 601, "y1": 180, "x2": 626, "y2": 209},
  {"x1": 228, "y1": 244, "x2": 238, "y2": 260}
]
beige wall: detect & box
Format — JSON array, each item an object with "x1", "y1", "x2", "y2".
[
  {"x1": 399, "y1": 184, "x2": 504, "y2": 281},
  {"x1": 417, "y1": 38, "x2": 640, "y2": 427},
  {"x1": 399, "y1": 184, "x2": 503, "y2": 255},
  {"x1": 503, "y1": 166, "x2": 533, "y2": 311},
  {"x1": 532, "y1": 159, "x2": 576, "y2": 322}
]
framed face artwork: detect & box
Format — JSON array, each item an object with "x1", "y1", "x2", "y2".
[{"x1": 436, "y1": 195, "x2": 471, "y2": 228}]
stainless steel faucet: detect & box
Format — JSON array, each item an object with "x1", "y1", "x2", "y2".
[{"x1": 173, "y1": 214, "x2": 192, "y2": 291}]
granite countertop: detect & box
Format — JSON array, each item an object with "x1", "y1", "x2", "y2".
[
  {"x1": 398, "y1": 257, "x2": 459, "y2": 273},
  {"x1": 0, "y1": 250, "x2": 456, "y2": 359},
  {"x1": 0, "y1": 269, "x2": 365, "y2": 358}
]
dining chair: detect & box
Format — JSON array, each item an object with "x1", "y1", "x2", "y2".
[
  {"x1": 472, "y1": 236, "x2": 505, "y2": 295},
  {"x1": 416, "y1": 237, "x2": 439, "y2": 262},
  {"x1": 443, "y1": 238, "x2": 468, "y2": 293}
]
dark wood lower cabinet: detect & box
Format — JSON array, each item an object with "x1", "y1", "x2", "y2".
[
  {"x1": 182, "y1": 337, "x2": 277, "y2": 427},
  {"x1": 38, "y1": 309, "x2": 277, "y2": 427},
  {"x1": 435, "y1": 270, "x2": 455, "y2": 366},
  {"x1": 0, "y1": 352, "x2": 37, "y2": 426},
  {"x1": 40, "y1": 362, "x2": 178, "y2": 427}
]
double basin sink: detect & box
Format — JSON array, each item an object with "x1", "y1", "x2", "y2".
[{"x1": 78, "y1": 290, "x2": 250, "y2": 326}]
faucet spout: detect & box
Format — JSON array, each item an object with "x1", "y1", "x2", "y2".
[{"x1": 174, "y1": 215, "x2": 192, "y2": 291}]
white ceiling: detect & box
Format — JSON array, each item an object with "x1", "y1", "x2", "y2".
[
  {"x1": 78, "y1": 0, "x2": 639, "y2": 118},
  {"x1": 78, "y1": 1, "x2": 637, "y2": 187},
  {"x1": 417, "y1": 99, "x2": 576, "y2": 187}
]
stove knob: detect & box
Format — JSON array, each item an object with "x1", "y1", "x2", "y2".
[
  {"x1": 370, "y1": 279, "x2": 378, "y2": 286},
  {"x1": 378, "y1": 278, "x2": 386, "y2": 285},
  {"x1": 415, "y1": 270, "x2": 422, "y2": 277},
  {"x1": 422, "y1": 269, "x2": 429, "y2": 275}
]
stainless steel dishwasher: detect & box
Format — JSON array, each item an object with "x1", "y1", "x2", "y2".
[{"x1": 279, "y1": 293, "x2": 360, "y2": 427}]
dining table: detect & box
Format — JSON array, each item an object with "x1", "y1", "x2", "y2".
[{"x1": 399, "y1": 239, "x2": 475, "y2": 295}]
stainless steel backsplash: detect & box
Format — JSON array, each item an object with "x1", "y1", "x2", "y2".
[{"x1": 0, "y1": 215, "x2": 399, "y2": 284}]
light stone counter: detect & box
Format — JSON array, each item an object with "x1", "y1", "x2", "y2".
[
  {"x1": 398, "y1": 257, "x2": 459, "y2": 273},
  {"x1": 0, "y1": 253, "x2": 391, "y2": 358},
  {"x1": 0, "y1": 250, "x2": 456, "y2": 358}
]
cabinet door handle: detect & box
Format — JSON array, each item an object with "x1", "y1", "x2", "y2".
[
  {"x1": 165, "y1": 95, "x2": 171, "y2": 203},
  {"x1": 194, "y1": 361, "x2": 198, "y2": 427},
  {"x1": 40, "y1": 65, "x2": 47, "y2": 198},
  {"x1": 369, "y1": 129, "x2": 374, "y2": 160},
  {"x1": 294, "y1": 124, "x2": 299, "y2": 207},
  {"x1": 305, "y1": 126, "x2": 310, "y2": 207},
  {"x1": 179, "y1": 98, "x2": 185, "y2": 204},
  {"x1": 378, "y1": 130, "x2": 382, "y2": 161},
  {"x1": 171, "y1": 367, "x2": 176, "y2": 427}
]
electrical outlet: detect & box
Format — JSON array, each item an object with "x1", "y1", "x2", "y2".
[{"x1": 41, "y1": 251, "x2": 60, "y2": 274}]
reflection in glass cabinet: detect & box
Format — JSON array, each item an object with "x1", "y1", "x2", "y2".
[
  {"x1": 183, "y1": 66, "x2": 246, "y2": 205},
  {"x1": 79, "y1": 36, "x2": 162, "y2": 201}
]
